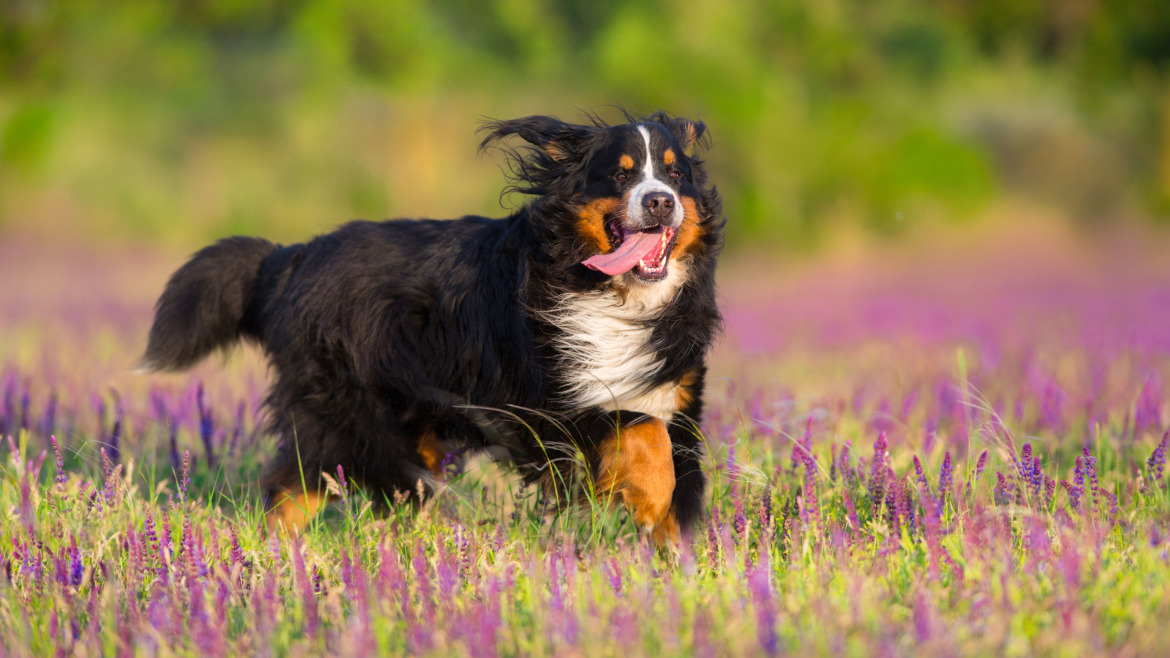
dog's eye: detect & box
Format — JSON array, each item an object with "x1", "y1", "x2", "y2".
[
  {"x1": 669, "y1": 169, "x2": 683, "y2": 181},
  {"x1": 613, "y1": 171, "x2": 628, "y2": 182}
]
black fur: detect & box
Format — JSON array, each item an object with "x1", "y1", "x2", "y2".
[
  {"x1": 143, "y1": 237, "x2": 278, "y2": 371},
  {"x1": 143, "y1": 111, "x2": 724, "y2": 531}
]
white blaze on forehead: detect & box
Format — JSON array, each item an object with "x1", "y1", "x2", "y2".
[
  {"x1": 637, "y1": 125, "x2": 656, "y2": 181},
  {"x1": 626, "y1": 125, "x2": 682, "y2": 228}
]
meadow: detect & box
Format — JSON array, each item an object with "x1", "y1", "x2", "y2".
[
  {"x1": 2, "y1": 218, "x2": 1169, "y2": 656},
  {"x1": 4, "y1": 2, "x2": 1170, "y2": 655}
]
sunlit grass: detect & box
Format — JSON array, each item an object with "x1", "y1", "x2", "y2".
[{"x1": 2, "y1": 230, "x2": 1170, "y2": 655}]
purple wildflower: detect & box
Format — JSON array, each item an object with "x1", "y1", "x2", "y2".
[
  {"x1": 1082, "y1": 447, "x2": 1098, "y2": 488},
  {"x1": 967, "y1": 449, "x2": 988, "y2": 497},
  {"x1": 604, "y1": 558, "x2": 622, "y2": 594},
  {"x1": 179, "y1": 514, "x2": 196, "y2": 579},
  {"x1": 913, "y1": 455, "x2": 929, "y2": 491},
  {"x1": 800, "y1": 448, "x2": 819, "y2": 529},
  {"x1": 1136, "y1": 375, "x2": 1163, "y2": 433},
  {"x1": 706, "y1": 511, "x2": 722, "y2": 569},
  {"x1": 923, "y1": 429, "x2": 937, "y2": 455},
  {"x1": 0, "y1": 382, "x2": 11, "y2": 438},
  {"x1": 456, "y1": 524, "x2": 472, "y2": 576},
  {"x1": 937, "y1": 451, "x2": 954, "y2": 505},
  {"x1": 50, "y1": 435, "x2": 66, "y2": 488},
  {"x1": 197, "y1": 383, "x2": 216, "y2": 469},
  {"x1": 842, "y1": 488, "x2": 860, "y2": 544},
  {"x1": 1148, "y1": 430, "x2": 1168, "y2": 480},
  {"x1": 885, "y1": 469, "x2": 900, "y2": 533},
  {"x1": 1097, "y1": 487, "x2": 1119, "y2": 521},
  {"x1": 68, "y1": 538, "x2": 83, "y2": 587},
  {"x1": 39, "y1": 392, "x2": 57, "y2": 438},
  {"x1": 994, "y1": 472, "x2": 1012, "y2": 506},
  {"x1": 913, "y1": 592, "x2": 935, "y2": 642},
  {"x1": 143, "y1": 510, "x2": 160, "y2": 558},
  {"x1": 1061, "y1": 480, "x2": 1082, "y2": 512},
  {"x1": 734, "y1": 486, "x2": 748, "y2": 540},
  {"x1": 492, "y1": 524, "x2": 505, "y2": 555},
  {"x1": 830, "y1": 443, "x2": 838, "y2": 481},
  {"x1": 292, "y1": 541, "x2": 318, "y2": 636},
  {"x1": 1020, "y1": 443, "x2": 1033, "y2": 481},
  {"x1": 100, "y1": 447, "x2": 113, "y2": 481},
  {"x1": 108, "y1": 393, "x2": 122, "y2": 464},
  {"x1": 760, "y1": 491, "x2": 774, "y2": 535},
  {"x1": 178, "y1": 450, "x2": 191, "y2": 503},
  {"x1": 96, "y1": 455, "x2": 122, "y2": 510},
  {"x1": 228, "y1": 523, "x2": 245, "y2": 577},
  {"x1": 896, "y1": 477, "x2": 913, "y2": 537},
  {"x1": 168, "y1": 418, "x2": 181, "y2": 475},
  {"x1": 161, "y1": 510, "x2": 174, "y2": 567},
  {"x1": 836, "y1": 439, "x2": 854, "y2": 483},
  {"x1": 901, "y1": 387, "x2": 919, "y2": 421},
  {"x1": 1082, "y1": 447, "x2": 1099, "y2": 509},
  {"x1": 436, "y1": 542, "x2": 458, "y2": 598},
  {"x1": 150, "y1": 387, "x2": 168, "y2": 422},
  {"x1": 336, "y1": 464, "x2": 350, "y2": 503},
  {"x1": 903, "y1": 480, "x2": 918, "y2": 537},
  {"x1": 747, "y1": 560, "x2": 779, "y2": 656},
  {"x1": 19, "y1": 389, "x2": 29, "y2": 431},
  {"x1": 308, "y1": 557, "x2": 322, "y2": 594},
  {"x1": 32, "y1": 449, "x2": 46, "y2": 482},
  {"x1": 791, "y1": 414, "x2": 813, "y2": 470},
  {"x1": 870, "y1": 431, "x2": 889, "y2": 506}
]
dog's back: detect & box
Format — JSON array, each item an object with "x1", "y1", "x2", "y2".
[{"x1": 146, "y1": 217, "x2": 547, "y2": 497}]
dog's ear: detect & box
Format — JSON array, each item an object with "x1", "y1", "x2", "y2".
[
  {"x1": 650, "y1": 113, "x2": 708, "y2": 153},
  {"x1": 479, "y1": 116, "x2": 596, "y2": 164}
]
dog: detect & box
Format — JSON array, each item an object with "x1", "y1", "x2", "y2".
[{"x1": 142, "y1": 111, "x2": 724, "y2": 545}]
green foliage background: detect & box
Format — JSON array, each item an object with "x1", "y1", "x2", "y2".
[{"x1": 2, "y1": 0, "x2": 1169, "y2": 249}]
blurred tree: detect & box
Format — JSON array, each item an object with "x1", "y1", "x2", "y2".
[{"x1": 0, "y1": 0, "x2": 1166, "y2": 246}]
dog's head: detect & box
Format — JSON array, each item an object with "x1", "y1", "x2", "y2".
[{"x1": 481, "y1": 112, "x2": 722, "y2": 284}]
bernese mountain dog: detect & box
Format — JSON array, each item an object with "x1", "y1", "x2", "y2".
[{"x1": 142, "y1": 111, "x2": 723, "y2": 545}]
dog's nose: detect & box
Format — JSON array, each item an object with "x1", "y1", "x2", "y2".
[{"x1": 642, "y1": 191, "x2": 675, "y2": 219}]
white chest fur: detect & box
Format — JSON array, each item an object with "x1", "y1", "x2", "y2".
[{"x1": 544, "y1": 264, "x2": 688, "y2": 421}]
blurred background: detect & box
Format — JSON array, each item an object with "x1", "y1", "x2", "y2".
[
  {"x1": 4, "y1": 0, "x2": 1170, "y2": 406},
  {"x1": 2, "y1": 0, "x2": 1170, "y2": 512},
  {"x1": 3, "y1": 0, "x2": 1170, "y2": 252}
]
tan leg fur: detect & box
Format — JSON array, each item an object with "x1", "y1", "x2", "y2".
[
  {"x1": 596, "y1": 417, "x2": 680, "y2": 547},
  {"x1": 267, "y1": 488, "x2": 331, "y2": 534}
]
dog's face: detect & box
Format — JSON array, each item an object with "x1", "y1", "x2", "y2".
[{"x1": 481, "y1": 113, "x2": 717, "y2": 284}]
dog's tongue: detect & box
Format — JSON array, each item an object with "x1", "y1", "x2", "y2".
[{"x1": 582, "y1": 229, "x2": 660, "y2": 276}]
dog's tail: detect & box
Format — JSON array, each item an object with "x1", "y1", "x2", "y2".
[{"x1": 141, "y1": 236, "x2": 280, "y2": 372}]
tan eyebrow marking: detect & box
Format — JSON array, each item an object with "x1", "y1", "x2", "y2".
[
  {"x1": 663, "y1": 148, "x2": 675, "y2": 165},
  {"x1": 619, "y1": 154, "x2": 634, "y2": 169}
]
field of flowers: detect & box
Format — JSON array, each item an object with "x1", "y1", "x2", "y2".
[{"x1": 2, "y1": 220, "x2": 1169, "y2": 656}]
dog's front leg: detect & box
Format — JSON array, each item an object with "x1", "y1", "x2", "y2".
[{"x1": 595, "y1": 415, "x2": 680, "y2": 547}]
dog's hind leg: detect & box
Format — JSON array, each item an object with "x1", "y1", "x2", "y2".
[
  {"x1": 266, "y1": 485, "x2": 335, "y2": 534},
  {"x1": 414, "y1": 428, "x2": 448, "y2": 478},
  {"x1": 261, "y1": 449, "x2": 336, "y2": 534},
  {"x1": 595, "y1": 416, "x2": 680, "y2": 547}
]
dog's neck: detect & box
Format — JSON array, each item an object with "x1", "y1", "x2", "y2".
[{"x1": 537, "y1": 259, "x2": 688, "y2": 415}]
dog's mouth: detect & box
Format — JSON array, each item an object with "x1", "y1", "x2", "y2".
[{"x1": 582, "y1": 222, "x2": 677, "y2": 281}]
